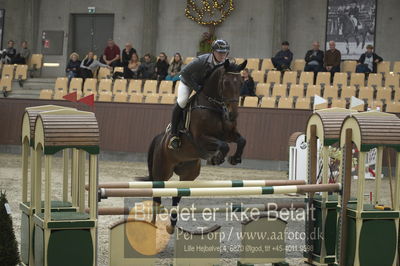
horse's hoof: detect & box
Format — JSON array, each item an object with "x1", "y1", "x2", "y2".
[
  {"x1": 166, "y1": 224, "x2": 175, "y2": 235},
  {"x1": 229, "y1": 156, "x2": 241, "y2": 165},
  {"x1": 210, "y1": 156, "x2": 224, "y2": 165}
]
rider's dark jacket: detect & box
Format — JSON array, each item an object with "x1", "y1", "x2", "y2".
[{"x1": 180, "y1": 53, "x2": 221, "y2": 92}]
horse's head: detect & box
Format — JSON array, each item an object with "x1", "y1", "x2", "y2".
[{"x1": 204, "y1": 59, "x2": 247, "y2": 121}]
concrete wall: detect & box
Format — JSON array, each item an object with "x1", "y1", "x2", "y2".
[{"x1": 1, "y1": 0, "x2": 399, "y2": 77}]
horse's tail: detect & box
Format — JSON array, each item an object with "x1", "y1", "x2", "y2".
[{"x1": 146, "y1": 133, "x2": 163, "y2": 181}]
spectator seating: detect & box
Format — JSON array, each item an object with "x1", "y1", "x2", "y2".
[
  {"x1": 386, "y1": 101, "x2": 400, "y2": 113},
  {"x1": 184, "y1": 57, "x2": 195, "y2": 65},
  {"x1": 160, "y1": 94, "x2": 176, "y2": 104},
  {"x1": 69, "y1": 78, "x2": 83, "y2": 95},
  {"x1": 299, "y1": 71, "x2": 313, "y2": 86},
  {"x1": 306, "y1": 85, "x2": 321, "y2": 97},
  {"x1": 266, "y1": 70, "x2": 281, "y2": 85},
  {"x1": 260, "y1": 58, "x2": 275, "y2": 71},
  {"x1": 333, "y1": 72, "x2": 348, "y2": 88},
  {"x1": 2, "y1": 64, "x2": 14, "y2": 79},
  {"x1": 53, "y1": 89, "x2": 65, "y2": 100},
  {"x1": 54, "y1": 77, "x2": 68, "y2": 93},
  {"x1": 114, "y1": 91, "x2": 129, "y2": 103},
  {"x1": 143, "y1": 80, "x2": 158, "y2": 94},
  {"x1": 98, "y1": 79, "x2": 112, "y2": 92},
  {"x1": 39, "y1": 89, "x2": 53, "y2": 99},
  {"x1": 295, "y1": 97, "x2": 311, "y2": 109},
  {"x1": 255, "y1": 83, "x2": 269, "y2": 97},
  {"x1": 144, "y1": 94, "x2": 160, "y2": 104},
  {"x1": 246, "y1": 58, "x2": 260, "y2": 71},
  {"x1": 288, "y1": 85, "x2": 304, "y2": 98},
  {"x1": 29, "y1": 54, "x2": 43, "y2": 77},
  {"x1": 358, "y1": 87, "x2": 374, "y2": 102},
  {"x1": 98, "y1": 67, "x2": 111, "y2": 79},
  {"x1": 259, "y1": 97, "x2": 275, "y2": 108},
  {"x1": 252, "y1": 71, "x2": 265, "y2": 83},
  {"x1": 282, "y1": 71, "x2": 297, "y2": 86},
  {"x1": 367, "y1": 73, "x2": 382, "y2": 89},
  {"x1": 98, "y1": 91, "x2": 112, "y2": 102},
  {"x1": 129, "y1": 94, "x2": 144, "y2": 103},
  {"x1": 376, "y1": 87, "x2": 392, "y2": 102},
  {"x1": 316, "y1": 72, "x2": 330, "y2": 87},
  {"x1": 128, "y1": 79, "x2": 143, "y2": 94},
  {"x1": 83, "y1": 78, "x2": 98, "y2": 94},
  {"x1": 243, "y1": 96, "x2": 259, "y2": 107},
  {"x1": 393, "y1": 61, "x2": 400, "y2": 74},
  {"x1": 323, "y1": 86, "x2": 338, "y2": 99},
  {"x1": 331, "y1": 99, "x2": 347, "y2": 108},
  {"x1": 113, "y1": 79, "x2": 127, "y2": 92},
  {"x1": 113, "y1": 67, "x2": 124, "y2": 73},
  {"x1": 15, "y1": 65, "x2": 28, "y2": 81},
  {"x1": 235, "y1": 58, "x2": 245, "y2": 65},
  {"x1": 377, "y1": 61, "x2": 391, "y2": 76},
  {"x1": 350, "y1": 73, "x2": 365, "y2": 88},
  {"x1": 159, "y1": 80, "x2": 173, "y2": 94},
  {"x1": 278, "y1": 97, "x2": 293, "y2": 109},
  {"x1": 292, "y1": 59, "x2": 306, "y2": 73},
  {"x1": 341, "y1": 86, "x2": 356, "y2": 99},
  {"x1": 342, "y1": 60, "x2": 357, "y2": 74}
]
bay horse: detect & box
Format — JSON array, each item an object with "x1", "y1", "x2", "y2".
[
  {"x1": 146, "y1": 59, "x2": 247, "y2": 233},
  {"x1": 339, "y1": 13, "x2": 374, "y2": 55}
]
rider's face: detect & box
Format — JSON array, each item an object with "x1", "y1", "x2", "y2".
[{"x1": 213, "y1": 51, "x2": 228, "y2": 63}]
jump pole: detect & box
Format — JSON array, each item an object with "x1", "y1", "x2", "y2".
[
  {"x1": 100, "y1": 183, "x2": 341, "y2": 198},
  {"x1": 87, "y1": 202, "x2": 307, "y2": 215},
  {"x1": 87, "y1": 179, "x2": 306, "y2": 190}
]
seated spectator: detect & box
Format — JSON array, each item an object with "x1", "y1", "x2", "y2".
[
  {"x1": 240, "y1": 68, "x2": 255, "y2": 96},
  {"x1": 271, "y1": 41, "x2": 293, "y2": 71},
  {"x1": 102, "y1": 39, "x2": 120, "y2": 68},
  {"x1": 124, "y1": 53, "x2": 141, "y2": 79},
  {"x1": 140, "y1": 54, "x2": 156, "y2": 79},
  {"x1": 13, "y1": 41, "x2": 31, "y2": 64},
  {"x1": 155, "y1": 52, "x2": 169, "y2": 81},
  {"x1": 304, "y1": 41, "x2": 324, "y2": 76},
  {"x1": 356, "y1": 45, "x2": 383, "y2": 74},
  {"x1": 66, "y1": 52, "x2": 81, "y2": 83},
  {"x1": 324, "y1": 41, "x2": 341, "y2": 77},
  {"x1": 121, "y1": 42, "x2": 137, "y2": 67},
  {"x1": 1, "y1": 40, "x2": 16, "y2": 64},
  {"x1": 166, "y1": 53, "x2": 183, "y2": 82},
  {"x1": 80, "y1": 51, "x2": 110, "y2": 80}
]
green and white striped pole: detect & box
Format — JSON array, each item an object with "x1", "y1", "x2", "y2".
[{"x1": 100, "y1": 183, "x2": 341, "y2": 198}]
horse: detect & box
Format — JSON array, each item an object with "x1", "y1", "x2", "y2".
[
  {"x1": 146, "y1": 59, "x2": 247, "y2": 233},
  {"x1": 339, "y1": 13, "x2": 374, "y2": 55}
]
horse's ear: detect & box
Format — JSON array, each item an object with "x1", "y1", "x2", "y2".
[
  {"x1": 224, "y1": 59, "x2": 230, "y2": 69},
  {"x1": 238, "y1": 60, "x2": 247, "y2": 71}
]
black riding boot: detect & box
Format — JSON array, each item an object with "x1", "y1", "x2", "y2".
[{"x1": 168, "y1": 104, "x2": 183, "y2": 150}]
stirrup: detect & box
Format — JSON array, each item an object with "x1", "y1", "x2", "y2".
[{"x1": 168, "y1": 136, "x2": 181, "y2": 150}]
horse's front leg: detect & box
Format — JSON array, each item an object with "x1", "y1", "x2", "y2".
[
  {"x1": 228, "y1": 131, "x2": 246, "y2": 165},
  {"x1": 196, "y1": 135, "x2": 230, "y2": 165}
]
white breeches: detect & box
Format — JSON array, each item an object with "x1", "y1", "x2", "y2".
[{"x1": 177, "y1": 81, "x2": 192, "y2": 108}]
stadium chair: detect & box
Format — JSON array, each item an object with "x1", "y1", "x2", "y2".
[
  {"x1": 376, "y1": 87, "x2": 392, "y2": 102},
  {"x1": 128, "y1": 79, "x2": 143, "y2": 94},
  {"x1": 292, "y1": 59, "x2": 306, "y2": 73},
  {"x1": 15, "y1": 64, "x2": 28, "y2": 81},
  {"x1": 235, "y1": 58, "x2": 245, "y2": 65},
  {"x1": 184, "y1": 57, "x2": 195, "y2": 65},
  {"x1": 350, "y1": 73, "x2": 365, "y2": 88},
  {"x1": 266, "y1": 70, "x2": 281, "y2": 85},
  {"x1": 53, "y1": 89, "x2": 66, "y2": 100},
  {"x1": 113, "y1": 67, "x2": 124, "y2": 73},
  {"x1": 358, "y1": 87, "x2": 374, "y2": 102},
  {"x1": 299, "y1": 71, "x2": 314, "y2": 86},
  {"x1": 83, "y1": 91, "x2": 97, "y2": 100},
  {"x1": 29, "y1": 54, "x2": 43, "y2": 77},
  {"x1": 113, "y1": 91, "x2": 128, "y2": 103},
  {"x1": 2, "y1": 64, "x2": 14, "y2": 79},
  {"x1": 113, "y1": 79, "x2": 128, "y2": 92},
  {"x1": 260, "y1": 97, "x2": 275, "y2": 108},
  {"x1": 129, "y1": 93, "x2": 144, "y2": 103},
  {"x1": 98, "y1": 67, "x2": 111, "y2": 79},
  {"x1": 288, "y1": 84, "x2": 304, "y2": 98},
  {"x1": 54, "y1": 77, "x2": 68, "y2": 93},
  {"x1": 333, "y1": 72, "x2": 348, "y2": 88},
  {"x1": 393, "y1": 61, "x2": 400, "y2": 74},
  {"x1": 331, "y1": 99, "x2": 347, "y2": 108},
  {"x1": 370, "y1": 100, "x2": 384, "y2": 110},
  {"x1": 260, "y1": 58, "x2": 275, "y2": 71},
  {"x1": 271, "y1": 84, "x2": 287, "y2": 97},
  {"x1": 377, "y1": 61, "x2": 391, "y2": 77},
  {"x1": 350, "y1": 102, "x2": 365, "y2": 111},
  {"x1": 306, "y1": 85, "x2": 321, "y2": 97},
  {"x1": 39, "y1": 89, "x2": 53, "y2": 100},
  {"x1": 98, "y1": 91, "x2": 112, "y2": 102},
  {"x1": 341, "y1": 86, "x2": 356, "y2": 99},
  {"x1": 342, "y1": 60, "x2": 357, "y2": 74},
  {"x1": 323, "y1": 86, "x2": 339, "y2": 99},
  {"x1": 367, "y1": 73, "x2": 382, "y2": 89},
  {"x1": 314, "y1": 100, "x2": 328, "y2": 110},
  {"x1": 174, "y1": 81, "x2": 180, "y2": 94},
  {"x1": 251, "y1": 70, "x2": 265, "y2": 83},
  {"x1": 386, "y1": 101, "x2": 400, "y2": 113},
  {"x1": 316, "y1": 72, "x2": 331, "y2": 87},
  {"x1": 159, "y1": 80, "x2": 173, "y2": 94},
  {"x1": 295, "y1": 97, "x2": 311, "y2": 109},
  {"x1": 277, "y1": 97, "x2": 293, "y2": 109},
  {"x1": 242, "y1": 96, "x2": 259, "y2": 107},
  {"x1": 385, "y1": 73, "x2": 399, "y2": 90},
  {"x1": 69, "y1": 78, "x2": 83, "y2": 93},
  {"x1": 144, "y1": 94, "x2": 160, "y2": 104},
  {"x1": 160, "y1": 94, "x2": 176, "y2": 104},
  {"x1": 255, "y1": 83, "x2": 269, "y2": 97},
  {"x1": 98, "y1": 79, "x2": 112, "y2": 92},
  {"x1": 83, "y1": 78, "x2": 97, "y2": 94},
  {"x1": 246, "y1": 58, "x2": 260, "y2": 71},
  {"x1": 143, "y1": 80, "x2": 158, "y2": 94},
  {"x1": 282, "y1": 71, "x2": 297, "y2": 86}
]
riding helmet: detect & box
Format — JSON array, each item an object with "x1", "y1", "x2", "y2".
[{"x1": 212, "y1": 40, "x2": 230, "y2": 53}]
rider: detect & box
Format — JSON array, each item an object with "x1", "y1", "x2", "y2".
[
  {"x1": 168, "y1": 39, "x2": 230, "y2": 150},
  {"x1": 348, "y1": 2, "x2": 360, "y2": 32}
]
